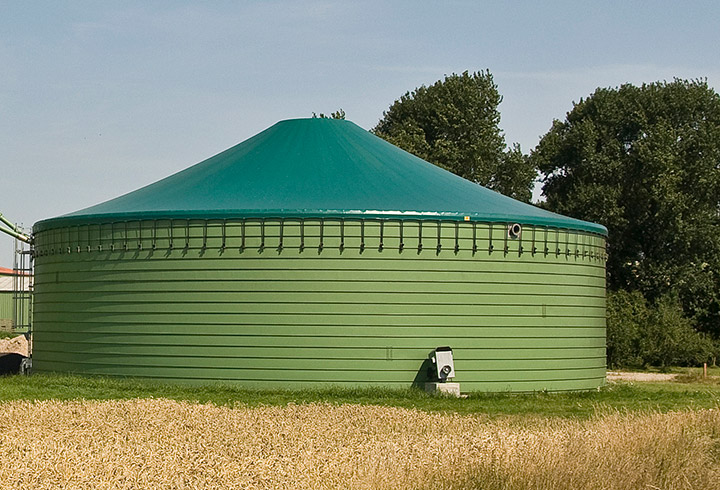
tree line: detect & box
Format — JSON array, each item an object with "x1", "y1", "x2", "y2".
[{"x1": 370, "y1": 71, "x2": 720, "y2": 368}]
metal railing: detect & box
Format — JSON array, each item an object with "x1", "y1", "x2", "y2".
[{"x1": 13, "y1": 237, "x2": 33, "y2": 339}]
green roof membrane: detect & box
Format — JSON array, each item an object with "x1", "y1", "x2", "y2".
[{"x1": 35, "y1": 119, "x2": 607, "y2": 235}]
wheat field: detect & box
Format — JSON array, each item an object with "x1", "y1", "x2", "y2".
[{"x1": 0, "y1": 399, "x2": 718, "y2": 489}]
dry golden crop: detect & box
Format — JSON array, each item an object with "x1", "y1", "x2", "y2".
[{"x1": 0, "y1": 399, "x2": 718, "y2": 489}]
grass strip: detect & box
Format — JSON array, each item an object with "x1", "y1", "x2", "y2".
[{"x1": 1, "y1": 373, "x2": 720, "y2": 418}]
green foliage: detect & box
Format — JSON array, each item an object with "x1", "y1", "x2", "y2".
[
  {"x1": 642, "y1": 296, "x2": 714, "y2": 367},
  {"x1": 494, "y1": 143, "x2": 535, "y2": 201},
  {"x1": 607, "y1": 290, "x2": 714, "y2": 368},
  {"x1": 312, "y1": 109, "x2": 345, "y2": 119},
  {"x1": 606, "y1": 290, "x2": 647, "y2": 368},
  {"x1": 531, "y1": 79, "x2": 720, "y2": 333},
  {"x1": 373, "y1": 71, "x2": 536, "y2": 201}
]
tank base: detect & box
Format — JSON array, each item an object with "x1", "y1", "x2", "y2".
[{"x1": 425, "y1": 382, "x2": 461, "y2": 397}]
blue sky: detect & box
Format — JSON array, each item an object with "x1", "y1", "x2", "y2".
[{"x1": 1, "y1": 1, "x2": 718, "y2": 264}]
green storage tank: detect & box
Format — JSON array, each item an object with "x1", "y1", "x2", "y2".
[{"x1": 32, "y1": 118, "x2": 607, "y2": 391}]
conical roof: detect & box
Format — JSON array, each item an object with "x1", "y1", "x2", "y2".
[{"x1": 35, "y1": 118, "x2": 606, "y2": 235}]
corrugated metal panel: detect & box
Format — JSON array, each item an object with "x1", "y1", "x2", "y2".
[
  {"x1": 0, "y1": 293, "x2": 30, "y2": 331},
  {"x1": 0, "y1": 274, "x2": 31, "y2": 292},
  {"x1": 32, "y1": 219, "x2": 606, "y2": 392},
  {"x1": 0, "y1": 292, "x2": 13, "y2": 323},
  {"x1": 0, "y1": 276, "x2": 12, "y2": 291}
]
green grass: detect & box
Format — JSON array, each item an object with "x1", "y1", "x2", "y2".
[
  {"x1": 0, "y1": 331, "x2": 19, "y2": 339},
  {"x1": 613, "y1": 365, "x2": 720, "y2": 375},
  {"x1": 2, "y1": 373, "x2": 720, "y2": 419}
]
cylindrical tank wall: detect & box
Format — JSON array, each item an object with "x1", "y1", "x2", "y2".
[{"x1": 32, "y1": 219, "x2": 607, "y2": 391}]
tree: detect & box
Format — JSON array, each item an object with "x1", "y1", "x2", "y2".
[
  {"x1": 531, "y1": 79, "x2": 720, "y2": 334},
  {"x1": 312, "y1": 109, "x2": 345, "y2": 119},
  {"x1": 373, "y1": 71, "x2": 536, "y2": 201},
  {"x1": 606, "y1": 290, "x2": 713, "y2": 368}
]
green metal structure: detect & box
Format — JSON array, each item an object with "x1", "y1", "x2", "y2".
[
  {"x1": 0, "y1": 292, "x2": 13, "y2": 330},
  {"x1": 32, "y1": 118, "x2": 607, "y2": 391}
]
